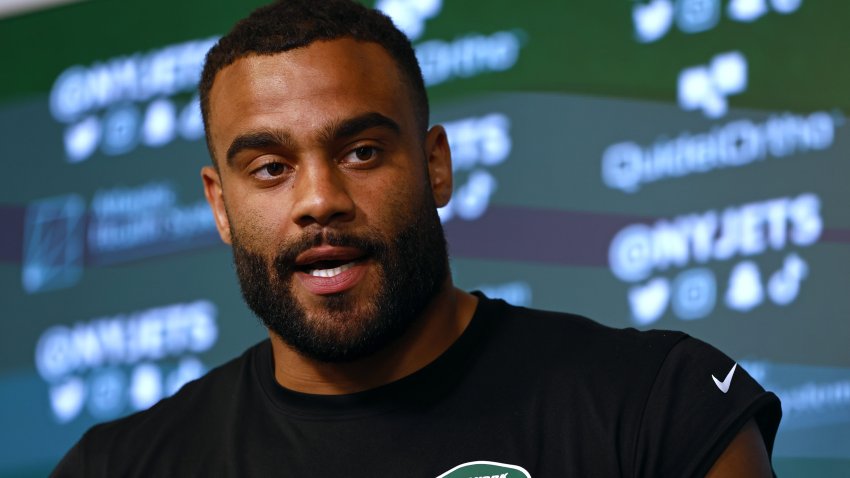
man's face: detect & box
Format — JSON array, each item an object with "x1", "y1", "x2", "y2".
[{"x1": 202, "y1": 39, "x2": 453, "y2": 362}]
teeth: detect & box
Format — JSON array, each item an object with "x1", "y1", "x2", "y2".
[{"x1": 309, "y1": 262, "x2": 355, "y2": 278}]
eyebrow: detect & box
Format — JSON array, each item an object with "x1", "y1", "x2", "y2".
[
  {"x1": 318, "y1": 112, "x2": 401, "y2": 145},
  {"x1": 226, "y1": 129, "x2": 295, "y2": 166},
  {"x1": 225, "y1": 112, "x2": 401, "y2": 167}
]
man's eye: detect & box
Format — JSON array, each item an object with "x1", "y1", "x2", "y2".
[
  {"x1": 351, "y1": 146, "x2": 377, "y2": 161},
  {"x1": 264, "y1": 163, "x2": 287, "y2": 176},
  {"x1": 253, "y1": 162, "x2": 289, "y2": 179}
]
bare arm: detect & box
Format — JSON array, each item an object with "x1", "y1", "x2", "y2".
[{"x1": 705, "y1": 418, "x2": 773, "y2": 478}]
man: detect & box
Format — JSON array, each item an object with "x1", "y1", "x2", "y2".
[{"x1": 52, "y1": 1, "x2": 781, "y2": 476}]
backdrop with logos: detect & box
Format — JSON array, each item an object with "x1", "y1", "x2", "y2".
[{"x1": 1, "y1": 0, "x2": 848, "y2": 476}]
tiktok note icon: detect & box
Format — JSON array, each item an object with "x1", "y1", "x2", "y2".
[{"x1": 767, "y1": 253, "x2": 808, "y2": 306}]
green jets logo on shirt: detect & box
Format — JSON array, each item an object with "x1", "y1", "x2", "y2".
[{"x1": 437, "y1": 461, "x2": 531, "y2": 478}]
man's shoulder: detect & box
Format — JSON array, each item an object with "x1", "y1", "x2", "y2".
[
  {"x1": 473, "y1": 295, "x2": 744, "y2": 403},
  {"x1": 478, "y1": 295, "x2": 689, "y2": 367},
  {"x1": 82, "y1": 339, "x2": 266, "y2": 445},
  {"x1": 476, "y1": 296, "x2": 782, "y2": 474}
]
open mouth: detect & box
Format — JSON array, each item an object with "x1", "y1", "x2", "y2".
[
  {"x1": 293, "y1": 245, "x2": 370, "y2": 280},
  {"x1": 297, "y1": 259, "x2": 362, "y2": 278},
  {"x1": 293, "y1": 246, "x2": 371, "y2": 295}
]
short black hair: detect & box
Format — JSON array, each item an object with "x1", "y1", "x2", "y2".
[{"x1": 199, "y1": 0, "x2": 429, "y2": 162}]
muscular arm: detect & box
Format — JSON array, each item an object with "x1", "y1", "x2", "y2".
[{"x1": 705, "y1": 419, "x2": 773, "y2": 478}]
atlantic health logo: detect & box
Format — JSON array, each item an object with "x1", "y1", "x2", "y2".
[
  {"x1": 22, "y1": 195, "x2": 86, "y2": 294},
  {"x1": 22, "y1": 182, "x2": 219, "y2": 294},
  {"x1": 678, "y1": 51, "x2": 747, "y2": 118}
]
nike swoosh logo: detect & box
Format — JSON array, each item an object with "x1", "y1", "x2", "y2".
[{"x1": 712, "y1": 363, "x2": 737, "y2": 394}]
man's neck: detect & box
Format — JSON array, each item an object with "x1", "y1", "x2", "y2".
[{"x1": 268, "y1": 284, "x2": 479, "y2": 395}]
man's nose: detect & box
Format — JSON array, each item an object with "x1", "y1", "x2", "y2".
[{"x1": 290, "y1": 160, "x2": 356, "y2": 228}]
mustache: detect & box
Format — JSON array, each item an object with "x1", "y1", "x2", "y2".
[{"x1": 272, "y1": 229, "x2": 389, "y2": 276}]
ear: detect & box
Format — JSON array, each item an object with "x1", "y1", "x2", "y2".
[
  {"x1": 201, "y1": 166, "x2": 233, "y2": 245},
  {"x1": 424, "y1": 125, "x2": 453, "y2": 208}
]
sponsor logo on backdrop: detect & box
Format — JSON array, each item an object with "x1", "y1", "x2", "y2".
[
  {"x1": 22, "y1": 195, "x2": 87, "y2": 294},
  {"x1": 438, "y1": 113, "x2": 512, "y2": 223},
  {"x1": 602, "y1": 110, "x2": 840, "y2": 193},
  {"x1": 35, "y1": 300, "x2": 218, "y2": 423},
  {"x1": 88, "y1": 182, "x2": 217, "y2": 262},
  {"x1": 632, "y1": 0, "x2": 804, "y2": 43},
  {"x1": 50, "y1": 37, "x2": 217, "y2": 163},
  {"x1": 609, "y1": 193, "x2": 821, "y2": 324},
  {"x1": 377, "y1": 0, "x2": 525, "y2": 87},
  {"x1": 22, "y1": 183, "x2": 218, "y2": 294}
]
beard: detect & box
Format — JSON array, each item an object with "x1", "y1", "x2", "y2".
[{"x1": 230, "y1": 198, "x2": 449, "y2": 363}]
